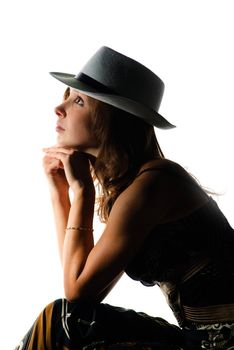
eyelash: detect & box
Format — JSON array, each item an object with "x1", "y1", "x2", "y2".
[{"x1": 74, "y1": 96, "x2": 84, "y2": 106}]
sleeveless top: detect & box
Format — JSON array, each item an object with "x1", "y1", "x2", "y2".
[{"x1": 125, "y1": 167, "x2": 234, "y2": 328}]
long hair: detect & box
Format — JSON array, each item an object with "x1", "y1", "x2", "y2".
[
  {"x1": 63, "y1": 88, "x2": 218, "y2": 223},
  {"x1": 88, "y1": 98, "x2": 164, "y2": 222},
  {"x1": 63, "y1": 87, "x2": 164, "y2": 222}
]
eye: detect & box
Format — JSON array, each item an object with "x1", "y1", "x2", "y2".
[{"x1": 74, "y1": 96, "x2": 84, "y2": 106}]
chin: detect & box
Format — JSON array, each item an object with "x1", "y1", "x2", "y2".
[
  {"x1": 56, "y1": 137, "x2": 98, "y2": 156},
  {"x1": 56, "y1": 135, "x2": 73, "y2": 147}
]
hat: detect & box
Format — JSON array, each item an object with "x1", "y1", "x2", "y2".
[{"x1": 50, "y1": 46, "x2": 175, "y2": 129}]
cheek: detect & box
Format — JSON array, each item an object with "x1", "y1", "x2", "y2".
[
  {"x1": 76, "y1": 118, "x2": 92, "y2": 134},
  {"x1": 70, "y1": 116, "x2": 95, "y2": 142}
]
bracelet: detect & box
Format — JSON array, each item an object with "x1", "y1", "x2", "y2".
[{"x1": 66, "y1": 226, "x2": 94, "y2": 232}]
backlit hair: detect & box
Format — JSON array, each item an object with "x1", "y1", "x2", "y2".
[
  {"x1": 88, "y1": 94, "x2": 165, "y2": 222},
  {"x1": 63, "y1": 87, "x2": 164, "y2": 221}
]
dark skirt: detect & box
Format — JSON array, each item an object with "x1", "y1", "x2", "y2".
[{"x1": 15, "y1": 299, "x2": 234, "y2": 350}]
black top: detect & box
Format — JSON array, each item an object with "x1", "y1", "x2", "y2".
[{"x1": 125, "y1": 180, "x2": 234, "y2": 327}]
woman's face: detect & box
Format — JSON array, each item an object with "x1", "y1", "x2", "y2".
[{"x1": 54, "y1": 88, "x2": 99, "y2": 156}]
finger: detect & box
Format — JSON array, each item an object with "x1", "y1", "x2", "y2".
[
  {"x1": 43, "y1": 157, "x2": 64, "y2": 170},
  {"x1": 44, "y1": 163, "x2": 64, "y2": 176},
  {"x1": 44, "y1": 151, "x2": 69, "y2": 162},
  {"x1": 43, "y1": 146, "x2": 77, "y2": 155},
  {"x1": 44, "y1": 152, "x2": 73, "y2": 172},
  {"x1": 43, "y1": 154, "x2": 63, "y2": 166}
]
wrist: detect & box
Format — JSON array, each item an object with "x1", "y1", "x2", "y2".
[
  {"x1": 50, "y1": 189, "x2": 70, "y2": 203},
  {"x1": 72, "y1": 186, "x2": 95, "y2": 201},
  {"x1": 71, "y1": 194, "x2": 95, "y2": 213},
  {"x1": 68, "y1": 196, "x2": 95, "y2": 231}
]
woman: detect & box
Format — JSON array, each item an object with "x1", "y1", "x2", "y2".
[{"x1": 16, "y1": 47, "x2": 234, "y2": 349}]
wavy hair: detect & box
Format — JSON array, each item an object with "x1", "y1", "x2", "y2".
[
  {"x1": 63, "y1": 88, "x2": 218, "y2": 223},
  {"x1": 63, "y1": 87, "x2": 164, "y2": 222},
  {"x1": 87, "y1": 97, "x2": 165, "y2": 222}
]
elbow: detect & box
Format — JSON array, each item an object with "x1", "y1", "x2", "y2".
[
  {"x1": 64, "y1": 280, "x2": 91, "y2": 304},
  {"x1": 64, "y1": 290, "x2": 97, "y2": 305},
  {"x1": 64, "y1": 282, "x2": 101, "y2": 305},
  {"x1": 66, "y1": 296, "x2": 80, "y2": 303},
  {"x1": 65, "y1": 292, "x2": 79, "y2": 303},
  {"x1": 63, "y1": 273, "x2": 84, "y2": 302},
  {"x1": 64, "y1": 283, "x2": 82, "y2": 303}
]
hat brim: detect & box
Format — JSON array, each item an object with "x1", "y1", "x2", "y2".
[{"x1": 50, "y1": 72, "x2": 176, "y2": 130}]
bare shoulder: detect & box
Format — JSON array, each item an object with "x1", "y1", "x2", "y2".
[
  {"x1": 136, "y1": 158, "x2": 207, "y2": 190},
  {"x1": 110, "y1": 159, "x2": 181, "y2": 225},
  {"x1": 137, "y1": 158, "x2": 188, "y2": 176},
  {"x1": 118, "y1": 158, "x2": 210, "y2": 224},
  {"x1": 134, "y1": 158, "x2": 189, "y2": 189}
]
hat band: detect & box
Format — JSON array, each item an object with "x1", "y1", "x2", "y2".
[{"x1": 75, "y1": 72, "x2": 115, "y2": 94}]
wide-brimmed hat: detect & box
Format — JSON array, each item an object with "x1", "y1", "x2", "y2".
[{"x1": 50, "y1": 46, "x2": 175, "y2": 129}]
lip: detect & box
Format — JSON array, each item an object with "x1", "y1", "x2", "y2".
[{"x1": 56, "y1": 124, "x2": 65, "y2": 132}]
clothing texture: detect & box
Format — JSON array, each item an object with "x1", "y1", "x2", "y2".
[
  {"x1": 16, "y1": 167, "x2": 234, "y2": 349},
  {"x1": 16, "y1": 300, "x2": 234, "y2": 350},
  {"x1": 126, "y1": 195, "x2": 234, "y2": 328},
  {"x1": 16, "y1": 299, "x2": 184, "y2": 350}
]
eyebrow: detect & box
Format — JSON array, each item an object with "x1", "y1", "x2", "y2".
[
  {"x1": 71, "y1": 88, "x2": 83, "y2": 95},
  {"x1": 71, "y1": 89, "x2": 88, "y2": 101}
]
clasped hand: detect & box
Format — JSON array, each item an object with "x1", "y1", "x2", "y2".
[{"x1": 43, "y1": 146, "x2": 95, "y2": 197}]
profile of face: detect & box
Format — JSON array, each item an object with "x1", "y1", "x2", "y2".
[{"x1": 54, "y1": 88, "x2": 99, "y2": 156}]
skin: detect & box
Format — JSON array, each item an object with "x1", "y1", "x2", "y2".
[
  {"x1": 43, "y1": 89, "x2": 209, "y2": 303},
  {"x1": 53, "y1": 88, "x2": 99, "y2": 155}
]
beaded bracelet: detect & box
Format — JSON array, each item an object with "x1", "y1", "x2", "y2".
[{"x1": 66, "y1": 226, "x2": 94, "y2": 232}]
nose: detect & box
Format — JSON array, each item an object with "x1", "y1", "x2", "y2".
[{"x1": 54, "y1": 103, "x2": 66, "y2": 119}]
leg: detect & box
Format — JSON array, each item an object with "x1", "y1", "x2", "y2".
[
  {"x1": 15, "y1": 300, "x2": 184, "y2": 350},
  {"x1": 15, "y1": 299, "x2": 70, "y2": 350}
]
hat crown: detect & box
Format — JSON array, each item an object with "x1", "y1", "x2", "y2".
[
  {"x1": 81, "y1": 46, "x2": 164, "y2": 112},
  {"x1": 50, "y1": 46, "x2": 175, "y2": 129}
]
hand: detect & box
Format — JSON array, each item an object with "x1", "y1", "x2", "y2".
[
  {"x1": 43, "y1": 146, "x2": 95, "y2": 197},
  {"x1": 43, "y1": 149, "x2": 69, "y2": 195}
]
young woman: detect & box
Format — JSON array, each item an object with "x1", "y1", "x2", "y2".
[{"x1": 16, "y1": 47, "x2": 234, "y2": 349}]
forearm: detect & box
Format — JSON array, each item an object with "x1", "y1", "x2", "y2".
[
  {"x1": 51, "y1": 191, "x2": 71, "y2": 264},
  {"x1": 63, "y1": 191, "x2": 95, "y2": 299}
]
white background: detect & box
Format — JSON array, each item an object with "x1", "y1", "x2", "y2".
[{"x1": 0, "y1": 1, "x2": 234, "y2": 348}]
